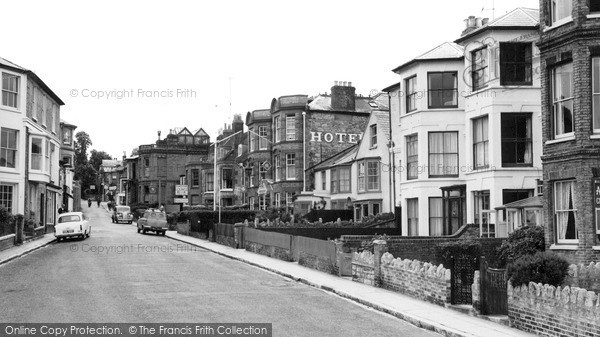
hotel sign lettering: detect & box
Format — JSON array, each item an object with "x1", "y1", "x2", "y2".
[{"x1": 310, "y1": 131, "x2": 362, "y2": 144}]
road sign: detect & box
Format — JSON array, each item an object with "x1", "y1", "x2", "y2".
[
  {"x1": 90, "y1": 185, "x2": 95, "y2": 190},
  {"x1": 257, "y1": 184, "x2": 267, "y2": 195},
  {"x1": 175, "y1": 184, "x2": 188, "y2": 196},
  {"x1": 174, "y1": 198, "x2": 189, "y2": 203}
]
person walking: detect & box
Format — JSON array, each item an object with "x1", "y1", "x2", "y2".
[
  {"x1": 88, "y1": 198, "x2": 92, "y2": 207},
  {"x1": 97, "y1": 198, "x2": 101, "y2": 207}
]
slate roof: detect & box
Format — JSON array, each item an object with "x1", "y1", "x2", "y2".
[
  {"x1": 496, "y1": 195, "x2": 543, "y2": 210},
  {"x1": 455, "y1": 8, "x2": 540, "y2": 42},
  {"x1": 310, "y1": 145, "x2": 359, "y2": 171},
  {"x1": 371, "y1": 110, "x2": 390, "y2": 141},
  {"x1": 0, "y1": 57, "x2": 27, "y2": 71},
  {"x1": 0, "y1": 56, "x2": 65, "y2": 105},
  {"x1": 393, "y1": 42, "x2": 464, "y2": 72}
]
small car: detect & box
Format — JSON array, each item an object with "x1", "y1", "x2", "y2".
[
  {"x1": 137, "y1": 209, "x2": 168, "y2": 235},
  {"x1": 55, "y1": 212, "x2": 91, "y2": 241},
  {"x1": 112, "y1": 205, "x2": 133, "y2": 224}
]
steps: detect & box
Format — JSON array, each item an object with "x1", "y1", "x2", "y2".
[{"x1": 445, "y1": 304, "x2": 510, "y2": 326}]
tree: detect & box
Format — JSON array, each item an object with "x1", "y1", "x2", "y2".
[
  {"x1": 89, "y1": 150, "x2": 112, "y2": 172},
  {"x1": 74, "y1": 131, "x2": 92, "y2": 168}
]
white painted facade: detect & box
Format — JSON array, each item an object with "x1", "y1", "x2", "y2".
[{"x1": 390, "y1": 17, "x2": 542, "y2": 237}]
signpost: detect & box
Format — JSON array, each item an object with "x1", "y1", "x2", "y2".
[{"x1": 175, "y1": 184, "x2": 188, "y2": 196}]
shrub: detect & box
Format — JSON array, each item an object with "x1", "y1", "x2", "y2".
[
  {"x1": 508, "y1": 252, "x2": 569, "y2": 287},
  {"x1": 496, "y1": 225, "x2": 545, "y2": 267},
  {"x1": 436, "y1": 239, "x2": 482, "y2": 268},
  {"x1": 0, "y1": 207, "x2": 15, "y2": 236}
]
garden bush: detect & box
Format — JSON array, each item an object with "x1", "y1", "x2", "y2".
[
  {"x1": 436, "y1": 239, "x2": 482, "y2": 268},
  {"x1": 508, "y1": 251, "x2": 569, "y2": 287},
  {"x1": 0, "y1": 207, "x2": 15, "y2": 236},
  {"x1": 496, "y1": 225, "x2": 545, "y2": 267}
]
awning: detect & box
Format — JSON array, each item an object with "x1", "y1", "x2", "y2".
[
  {"x1": 46, "y1": 183, "x2": 62, "y2": 193},
  {"x1": 64, "y1": 192, "x2": 74, "y2": 199}
]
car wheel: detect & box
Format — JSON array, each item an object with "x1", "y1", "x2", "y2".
[
  {"x1": 137, "y1": 227, "x2": 141, "y2": 233},
  {"x1": 87, "y1": 228, "x2": 91, "y2": 238},
  {"x1": 142, "y1": 229, "x2": 146, "y2": 234},
  {"x1": 56, "y1": 237, "x2": 61, "y2": 242},
  {"x1": 162, "y1": 231, "x2": 166, "y2": 236}
]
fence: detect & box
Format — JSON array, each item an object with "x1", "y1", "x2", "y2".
[
  {"x1": 244, "y1": 227, "x2": 293, "y2": 261},
  {"x1": 260, "y1": 227, "x2": 403, "y2": 240},
  {"x1": 296, "y1": 236, "x2": 337, "y2": 274},
  {"x1": 214, "y1": 223, "x2": 235, "y2": 248}
]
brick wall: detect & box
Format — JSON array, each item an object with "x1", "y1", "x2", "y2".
[
  {"x1": 380, "y1": 252, "x2": 451, "y2": 306},
  {"x1": 508, "y1": 281, "x2": 600, "y2": 336},
  {"x1": 352, "y1": 251, "x2": 375, "y2": 285}
]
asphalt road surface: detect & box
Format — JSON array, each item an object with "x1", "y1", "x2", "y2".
[{"x1": 0, "y1": 203, "x2": 439, "y2": 337}]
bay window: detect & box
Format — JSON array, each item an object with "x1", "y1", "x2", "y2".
[
  {"x1": 31, "y1": 138, "x2": 42, "y2": 170},
  {"x1": 472, "y1": 47, "x2": 488, "y2": 91},
  {"x1": 285, "y1": 153, "x2": 295, "y2": 180},
  {"x1": 500, "y1": 43, "x2": 532, "y2": 86},
  {"x1": 286, "y1": 115, "x2": 295, "y2": 141},
  {"x1": 554, "y1": 180, "x2": 577, "y2": 243},
  {"x1": 406, "y1": 134, "x2": 418, "y2": 180},
  {"x1": 552, "y1": 62, "x2": 574, "y2": 138},
  {"x1": 406, "y1": 76, "x2": 417, "y2": 113},
  {"x1": 473, "y1": 116, "x2": 489, "y2": 169},
  {"x1": 501, "y1": 114, "x2": 532, "y2": 166},
  {"x1": 550, "y1": 0, "x2": 572, "y2": 25},
  {"x1": 428, "y1": 131, "x2": 458, "y2": 177},
  {"x1": 427, "y1": 72, "x2": 458, "y2": 108},
  {"x1": 407, "y1": 198, "x2": 419, "y2": 236},
  {"x1": 429, "y1": 197, "x2": 443, "y2": 236}
]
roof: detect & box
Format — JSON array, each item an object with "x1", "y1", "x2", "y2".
[
  {"x1": 370, "y1": 110, "x2": 390, "y2": 140},
  {"x1": 0, "y1": 57, "x2": 65, "y2": 105},
  {"x1": 382, "y1": 82, "x2": 401, "y2": 92},
  {"x1": 60, "y1": 119, "x2": 77, "y2": 128},
  {"x1": 308, "y1": 95, "x2": 389, "y2": 113},
  {"x1": 496, "y1": 196, "x2": 543, "y2": 210},
  {"x1": 310, "y1": 145, "x2": 359, "y2": 171},
  {"x1": 455, "y1": 8, "x2": 540, "y2": 43},
  {"x1": 392, "y1": 42, "x2": 464, "y2": 73}
]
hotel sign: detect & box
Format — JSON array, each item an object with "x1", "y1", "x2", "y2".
[{"x1": 310, "y1": 132, "x2": 362, "y2": 144}]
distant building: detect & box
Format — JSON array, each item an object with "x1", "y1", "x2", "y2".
[
  {"x1": 132, "y1": 127, "x2": 210, "y2": 206},
  {"x1": 59, "y1": 120, "x2": 77, "y2": 211},
  {"x1": 99, "y1": 159, "x2": 126, "y2": 204},
  {"x1": 538, "y1": 0, "x2": 600, "y2": 264},
  {"x1": 240, "y1": 109, "x2": 272, "y2": 210},
  {"x1": 0, "y1": 57, "x2": 64, "y2": 232}
]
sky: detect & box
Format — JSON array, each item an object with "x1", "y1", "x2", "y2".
[{"x1": 3, "y1": 0, "x2": 540, "y2": 158}]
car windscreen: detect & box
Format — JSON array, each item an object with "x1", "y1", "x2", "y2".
[
  {"x1": 116, "y1": 207, "x2": 130, "y2": 212},
  {"x1": 58, "y1": 215, "x2": 81, "y2": 223}
]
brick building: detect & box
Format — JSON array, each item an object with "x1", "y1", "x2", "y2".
[
  {"x1": 270, "y1": 82, "x2": 387, "y2": 214},
  {"x1": 240, "y1": 109, "x2": 272, "y2": 210},
  {"x1": 132, "y1": 127, "x2": 210, "y2": 207},
  {"x1": 538, "y1": 0, "x2": 600, "y2": 263}
]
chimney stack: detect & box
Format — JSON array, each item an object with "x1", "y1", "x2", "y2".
[
  {"x1": 461, "y1": 15, "x2": 487, "y2": 36},
  {"x1": 331, "y1": 81, "x2": 356, "y2": 112}
]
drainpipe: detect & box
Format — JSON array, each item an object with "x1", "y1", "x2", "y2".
[
  {"x1": 387, "y1": 91, "x2": 398, "y2": 230},
  {"x1": 302, "y1": 111, "x2": 307, "y2": 192},
  {"x1": 25, "y1": 126, "x2": 30, "y2": 218}
]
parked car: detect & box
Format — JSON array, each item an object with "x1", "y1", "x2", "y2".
[
  {"x1": 55, "y1": 212, "x2": 91, "y2": 241},
  {"x1": 112, "y1": 205, "x2": 133, "y2": 224},
  {"x1": 137, "y1": 209, "x2": 168, "y2": 235}
]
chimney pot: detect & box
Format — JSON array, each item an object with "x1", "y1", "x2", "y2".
[
  {"x1": 482, "y1": 18, "x2": 489, "y2": 25},
  {"x1": 348, "y1": 81, "x2": 352, "y2": 87},
  {"x1": 334, "y1": 80, "x2": 338, "y2": 86}
]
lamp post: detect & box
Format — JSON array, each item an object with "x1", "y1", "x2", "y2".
[{"x1": 213, "y1": 130, "x2": 243, "y2": 224}]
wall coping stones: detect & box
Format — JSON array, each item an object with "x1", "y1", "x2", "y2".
[{"x1": 380, "y1": 252, "x2": 450, "y2": 280}]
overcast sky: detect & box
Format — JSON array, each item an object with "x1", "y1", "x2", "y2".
[{"x1": 3, "y1": 0, "x2": 539, "y2": 158}]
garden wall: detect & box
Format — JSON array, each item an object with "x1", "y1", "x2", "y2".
[
  {"x1": 352, "y1": 251, "x2": 375, "y2": 286},
  {"x1": 565, "y1": 262, "x2": 600, "y2": 293},
  {"x1": 214, "y1": 223, "x2": 235, "y2": 248},
  {"x1": 260, "y1": 227, "x2": 403, "y2": 241},
  {"x1": 380, "y1": 252, "x2": 451, "y2": 306},
  {"x1": 508, "y1": 282, "x2": 600, "y2": 337}
]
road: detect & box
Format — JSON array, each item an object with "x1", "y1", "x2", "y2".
[{"x1": 0, "y1": 203, "x2": 438, "y2": 336}]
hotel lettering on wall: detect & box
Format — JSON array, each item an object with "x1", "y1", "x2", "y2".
[{"x1": 310, "y1": 131, "x2": 363, "y2": 144}]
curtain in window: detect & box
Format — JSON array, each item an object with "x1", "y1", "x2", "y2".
[
  {"x1": 429, "y1": 133, "x2": 444, "y2": 176},
  {"x1": 429, "y1": 198, "x2": 443, "y2": 236},
  {"x1": 524, "y1": 117, "x2": 532, "y2": 163},
  {"x1": 407, "y1": 199, "x2": 419, "y2": 236},
  {"x1": 556, "y1": 181, "x2": 576, "y2": 240}
]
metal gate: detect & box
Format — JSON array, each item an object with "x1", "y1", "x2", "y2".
[
  {"x1": 450, "y1": 254, "x2": 478, "y2": 305},
  {"x1": 480, "y1": 257, "x2": 508, "y2": 315}
]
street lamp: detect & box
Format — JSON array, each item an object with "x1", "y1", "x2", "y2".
[{"x1": 213, "y1": 130, "x2": 243, "y2": 224}]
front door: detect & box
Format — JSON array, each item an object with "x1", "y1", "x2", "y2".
[{"x1": 39, "y1": 192, "x2": 45, "y2": 227}]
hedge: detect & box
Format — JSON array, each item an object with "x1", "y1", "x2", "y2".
[
  {"x1": 508, "y1": 252, "x2": 569, "y2": 287},
  {"x1": 176, "y1": 210, "x2": 256, "y2": 232}
]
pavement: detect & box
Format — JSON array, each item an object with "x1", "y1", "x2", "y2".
[
  {"x1": 0, "y1": 234, "x2": 56, "y2": 266},
  {"x1": 165, "y1": 231, "x2": 535, "y2": 337}
]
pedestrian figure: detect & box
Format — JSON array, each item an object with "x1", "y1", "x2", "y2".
[
  {"x1": 88, "y1": 198, "x2": 92, "y2": 207},
  {"x1": 97, "y1": 199, "x2": 101, "y2": 207}
]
